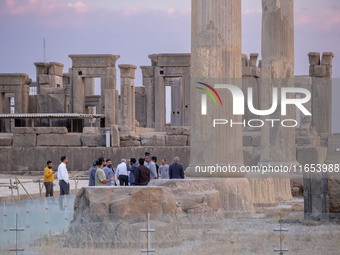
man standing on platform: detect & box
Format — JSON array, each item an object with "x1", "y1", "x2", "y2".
[
  {"x1": 58, "y1": 156, "x2": 70, "y2": 195},
  {"x1": 95, "y1": 158, "x2": 114, "y2": 186},
  {"x1": 159, "y1": 159, "x2": 169, "y2": 179},
  {"x1": 144, "y1": 153, "x2": 157, "y2": 180},
  {"x1": 88, "y1": 160, "x2": 97, "y2": 186},
  {"x1": 116, "y1": 159, "x2": 129, "y2": 186},
  {"x1": 135, "y1": 158, "x2": 150, "y2": 186},
  {"x1": 169, "y1": 157, "x2": 184, "y2": 179},
  {"x1": 103, "y1": 159, "x2": 115, "y2": 186},
  {"x1": 44, "y1": 160, "x2": 55, "y2": 197}
]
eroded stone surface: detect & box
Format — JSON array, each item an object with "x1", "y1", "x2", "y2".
[{"x1": 66, "y1": 186, "x2": 180, "y2": 248}]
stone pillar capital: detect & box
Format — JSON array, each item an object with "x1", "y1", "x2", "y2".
[
  {"x1": 119, "y1": 64, "x2": 137, "y2": 79},
  {"x1": 140, "y1": 66, "x2": 154, "y2": 78}
]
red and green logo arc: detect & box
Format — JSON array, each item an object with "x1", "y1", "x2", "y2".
[{"x1": 196, "y1": 82, "x2": 223, "y2": 106}]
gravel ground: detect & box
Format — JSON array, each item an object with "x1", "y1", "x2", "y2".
[
  {"x1": 18, "y1": 198, "x2": 340, "y2": 255},
  {"x1": 0, "y1": 175, "x2": 339, "y2": 254}
]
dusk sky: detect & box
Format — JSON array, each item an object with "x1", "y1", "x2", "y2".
[{"x1": 0, "y1": 0, "x2": 339, "y2": 131}]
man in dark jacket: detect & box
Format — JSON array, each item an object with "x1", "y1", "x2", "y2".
[
  {"x1": 128, "y1": 158, "x2": 138, "y2": 186},
  {"x1": 88, "y1": 160, "x2": 97, "y2": 186},
  {"x1": 169, "y1": 157, "x2": 185, "y2": 179},
  {"x1": 135, "y1": 158, "x2": 150, "y2": 186}
]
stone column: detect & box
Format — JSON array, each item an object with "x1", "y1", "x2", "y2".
[
  {"x1": 154, "y1": 66, "x2": 166, "y2": 131},
  {"x1": 105, "y1": 89, "x2": 116, "y2": 127},
  {"x1": 258, "y1": 0, "x2": 295, "y2": 201},
  {"x1": 183, "y1": 67, "x2": 191, "y2": 126},
  {"x1": 187, "y1": 1, "x2": 254, "y2": 213},
  {"x1": 71, "y1": 69, "x2": 85, "y2": 114},
  {"x1": 0, "y1": 93, "x2": 4, "y2": 114},
  {"x1": 84, "y1": 78, "x2": 95, "y2": 97},
  {"x1": 119, "y1": 64, "x2": 137, "y2": 133},
  {"x1": 242, "y1": 53, "x2": 261, "y2": 123},
  {"x1": 309, "y1": 52, "x2": 334, "y2": 141},
  {"x1": 187, "y1": 0, "x2": 244, "y2": 177},
  {"x1": 140, "y1": 66, "x2": 155, "y2": 129},
  {"x1": 115, "y1": 90, "x2": 119, "y2": 125}
]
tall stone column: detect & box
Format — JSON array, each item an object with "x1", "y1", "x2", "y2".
[
  {"x1": 187, "y1": 0, "x2": 244, "y2": 177},
  {"x1": 308, "y1": 52, "x2": 334, "y2": 141},
  {"x1": 258, "y1": 0, "x2": 296, "y2": 201},
  {"x1": 140, "y1": 66, "x2": 155, "y2": 129},
  {"x1": 0, "y1": 93, "x2": 4, "y2": 114},
  {"x1": 71, "y1": 70, "x2": 85, "y2": 114},
  {"x1": 154, "y1": 66, "x2": 166, "y2": 131},
  {"x1": 119, "y1": 65, "x2": 137, "y2": 133},
  {"x1": 186, "y1": 0, "x2": 254, "y2": 214},
  {"x1": 84, "y1": 78, "x2": 95, "y2": 97}
]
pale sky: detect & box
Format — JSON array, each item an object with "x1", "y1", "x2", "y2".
[{"x1": 0, "y1": 0, "x2": 339, "y2": 130}]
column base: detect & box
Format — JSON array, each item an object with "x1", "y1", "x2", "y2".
[
  {"x1": 246, "y1": 176, "x2": 276, "y2": 205},
  {"x1": 256, "y1": 161, "x2": 297, "y2": 202}
]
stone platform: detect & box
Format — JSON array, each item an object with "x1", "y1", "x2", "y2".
[
  {"x1": 66, "y1": 186, "x2": 180, "y2": 248},
  {"x1": 149, "y1": 178, "x2": 255, "y2": 215}
]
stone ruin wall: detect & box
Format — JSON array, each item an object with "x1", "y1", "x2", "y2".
[{"x1": 0, "y1": 52, "x2": 336, "y2": 176}]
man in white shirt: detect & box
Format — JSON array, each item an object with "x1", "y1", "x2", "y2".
[
  {"x1": 116, "y1": 159, "x2": 129, "y2": 186},
  {"x1": 58, "y1": 156, "x2": 70, "y2": 195},
  {"x1": 144, "y1": 154, "x2": 157, "y2": 180}
]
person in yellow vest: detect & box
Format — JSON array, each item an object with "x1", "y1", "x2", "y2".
[{"x1": 44, "y1": 161, "x2": 55, "y2": 197}]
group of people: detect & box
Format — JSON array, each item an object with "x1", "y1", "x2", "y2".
[
  {"x1": 41, "y1": 152, "x2": 185, "y2": 198},
  {"x1": 88, "y1": 153, "x2": 185, "y2": 187}
]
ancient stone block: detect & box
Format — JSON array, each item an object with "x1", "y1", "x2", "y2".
[
  {"x1": 252, "y1": 67, "x2": 261, "y2": 78},
  {"x1": 82, "y1": 127, "x2": 99, "y2": 134},
  {"x1": 329, "y1": 173, "x2": 340, "y2": 214},
  {"x1": 243, "y1": 136, "x2": 252, "y2": 146},
  {"x1": 65, "y1": 186, "x2": 180, "y2": 248},
  {"x1": 37, "y1": 134, "x2": 82, "y2": 146},
  {"x1": 308, "y1": 52, "x2": 320, "y2": 65},
  {"x1": 242, "y1": 54, "x2": 249, "y2": 67},
  {"x1": 165, "y1": 135, "x2": 188, "y2": 146},
  {"x1": 297, "y1": 147, "x2": 327, "y2": 166},
  {"x1": 165, "y1": 126, "x2": 190, "y2": 136},
  {"x1": 140, "y1": 133, "x2": 165, "y2": 146},
  {"x1": 247, "y1": 177, "x2": 276, "y2": 205},
  {"x1": 111, "y1": 125, "x2": 120, "y2": 147},
  {"x1": 13, "y1": 134, "x2": 36, "y2": 147},
  {"x1": 149, "y1": 179, "x2": 221, "y2": 214},
  {"x1": 252, "y1": 135, "x2": 261, "y2": 146},
  {"x1": 314, "y1": 65, "x2": 326, "y2": 77},
  {"x1": 249, "y1": 53, "x2": 259, "y2": 67},
  {"x1": 326, "y1": 65, "x2": 333, "y2": 77},
  {"x1": 120, "y1": 140, "x2": 141, "y2": 147},
  {"x1": 13, "y1": 127, "x2": 68, "y2": 134},
  {"x1": 321, "y1": 52, "x2": 334, "y2": 66},
  {"x1": 309, "y1": 65, "x2": 314, "y2": 76},
  {"x1": 210, "y1": 178, "x2": 255, "y2": 214},
  {"x1": 243, "y1": 146, "x2": 253, "y2": 166},
  {"x1": 38, "y1": 74, "x2": 51, "y2": 84},
  {"x1": 81, "y1": 134, "x2": 105, "y2": 147},
  {"x1": 120, "y1": 134, "x2": 141, "y2": 141},
  {"x1": 0, "y1": 134, "x2": 13, "y2": 146},
  {"x1": 242, "y1": 66, "x2": 253, "y2": 77}
]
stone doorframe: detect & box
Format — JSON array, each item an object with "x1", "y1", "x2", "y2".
[
  {"x1": 0, "y1": 74, "x2": 30, "y2": 132},
  {"x1": 69, "y1": 54, "x2": 120, "y2": 127},
  {"x1": 141, "y1": 54, "x2": 191, "y2": 131}
]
